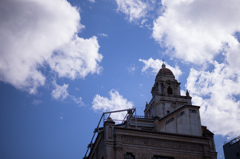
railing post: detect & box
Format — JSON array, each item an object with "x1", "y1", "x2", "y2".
[{"x1": 135, "y1": 109, "x2": 137, "y2": 129}]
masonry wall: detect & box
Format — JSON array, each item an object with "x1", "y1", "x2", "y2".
[
  {"x1": 156, "y1": 106, "x2": 202, "y2": 136},
  {"x1": 110, "y1": 127, "x2": 217, "y2": 159},
  {"x1": 87, "y1": 119, "x2": 216, "y2": 159}
]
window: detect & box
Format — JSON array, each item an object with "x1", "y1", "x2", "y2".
[
  {"x1": 124, "y1": 152, "x2": 135, "y2": 159},
  {"x1": 166, "y1": 117, "x2": 174, "y2": 124},
  {"x1": 152, "y1": 155, "x2": 174, "y2": 159},
  {"x1": 167, "y1": 86, "x2": 173, "y2": 94},
  {"x1": 176, "y1": 111, "x2": 184, "y2": 118},
  {"x1": 167, "y1": 110, "x2": 170, "y2": 114},
  {"x1": 189, "y1": 109, "x2": 196, "y2": 113}
]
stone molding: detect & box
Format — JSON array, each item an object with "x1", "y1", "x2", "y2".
[{"x1": 121, "y1": 135, "x2": 203, "y2": 152}]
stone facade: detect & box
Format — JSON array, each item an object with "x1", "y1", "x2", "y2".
[{"x1": 85, "y1": 64, "x2": 217, "y2": 159}]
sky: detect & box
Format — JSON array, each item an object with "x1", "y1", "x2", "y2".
[{"x1": 1, "y1": 0, "x2": 240, "y2": 158}]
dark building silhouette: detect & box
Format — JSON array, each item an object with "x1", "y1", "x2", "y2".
[
  {"x1": 84, "y1": 64, "x2": 217, "y2": 159},
  {"x1": 223, "y1": 135, "x2": 240, "y2": 159}
]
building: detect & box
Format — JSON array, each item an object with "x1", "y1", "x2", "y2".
[
  {"x1": 84, "y1": 63, "x2": 217, "y2": 159},
  {"x1": 223, "y1": 135, "x2": 240, "y2": 159}
]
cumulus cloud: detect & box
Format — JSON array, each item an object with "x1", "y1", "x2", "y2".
[
  {"x1": 186, "y1": 62, "x2": 240, "y2": 138},
  {"x1": 72, "y1": 96, "x2": 84, "y2": 106},
  {"x1": 115, "y1": 0, "x2": 149, "y2": 22},
  {"x1": 152, "y1": 0, "x2": 240, "y2": 65},
  {"x1": 92, "y1": 89, "x2": 134, "y2": 121},
  {"x1": 51, "y1": 81, "x2": 69, "y2": 100},
  {"x1": 226, "y1": 42, "x2": 240, "y2": 71},
  {"x1": 0, "y1": 0, "x2": 102, "y2": 93},
  {"x1": 48, "y1": 35, "x2": 102, "y2": 79},
  {"x1": 139, "y1": 58, "x2": 182, "y2": 79},
  {"x1": 51, "y1": 81, "x2": 85, "y2": 106}
]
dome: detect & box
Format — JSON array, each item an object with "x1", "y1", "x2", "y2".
[{"x1": 156, "y1": 63, "x2": 174, "y2": 78}]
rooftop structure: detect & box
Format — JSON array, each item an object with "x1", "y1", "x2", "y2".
[
  {"x1": 223, "y1": 135, "x2": 240, "y2": 159},
  {"x1": 84, "y1": 63, "x2": 217, "y2": 159}
]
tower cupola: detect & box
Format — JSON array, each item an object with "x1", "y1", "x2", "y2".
[
  {"x1": 151, "y1": 63, "x2": 180, "y2": 97},
  {"x1": 146, "y1": 63, "x2": 192, "y2": 118}
]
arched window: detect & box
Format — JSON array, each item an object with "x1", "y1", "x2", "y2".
[
  {"x1": 167, "y1": 86, "x2": 173, "y2": 94},
  {"x1": 124, "y1": 152, "x2": 135, "y2": 159}
]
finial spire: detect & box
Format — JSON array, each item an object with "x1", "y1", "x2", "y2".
[
  {"x1": 162, "y1": 59, "x2": 166, "y2": 68},
  {"x1": 162, "y1": 63, "x2": 166, "y2": 69},
  {"x1": 186, "y1": 89, "x2": 190, "y2": 97}
]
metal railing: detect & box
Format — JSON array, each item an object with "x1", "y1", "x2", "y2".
[
  {"x1": 132, "y1": 115, "x2": 153, "y2": 119},
  {"x1": 83, "y1": 108, "x2": 136, "y2": 159},
  {"x1": 229, "y1": 135, "x2": 240, "y2": 145},
  {"x1": 224, "y1": 135, "x2": 240, "y2": 145}
]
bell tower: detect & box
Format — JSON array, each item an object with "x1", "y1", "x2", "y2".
[{"x1": 144, "y1": 63, "x2": 192, "y2": 118}]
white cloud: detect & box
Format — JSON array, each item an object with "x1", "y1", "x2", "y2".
[
  {"x1": 127, "y1": 66, "x2": 136, "y2": 72},
  {"x1": 115, "y1": 0, "x2": 149, "y2": 22},
  {"x1": 0, "y1": 0, "x2": 102, "y2": 93},
  {"x1": 180, "y1": 90, "x2": 186, "y2": 96},
  {"x1": 186, "y1": 61, "x2": 240, "y2": 138},
  {"x1": 51, "y1": 81, "x2": 85, "y2": 106},
  {"x1": 98, "y1": 33, "x2": 108, "y2": 37},
  {"x1": 48, "y1": 35, "x2": 103, "y2": 79},
  {"x1": 139, "y1": 58, "x2": 182, "y2": 79},
  {"x1": 71, "y1": 96, "x2": 84, "y2": 106},
  {"x1": 92, "y1": 89, "x2": 134, "y2": 121},
  {"x1": 89, "y1": 0, "x2": 95, "y2": 3},
  {"x1": 51, "y1": 81, "x2": 69, "y2": 100},
  {"x1": 226, "y1": 42, "x2": 240, "y2": 71},
  {"x1": 152, "y1": 0, "x2": 240, "y2": 65}
]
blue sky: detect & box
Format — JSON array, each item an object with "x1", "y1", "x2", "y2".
[{"x1": 1, "y1": 0, "x2": 240, "y2": 158}]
